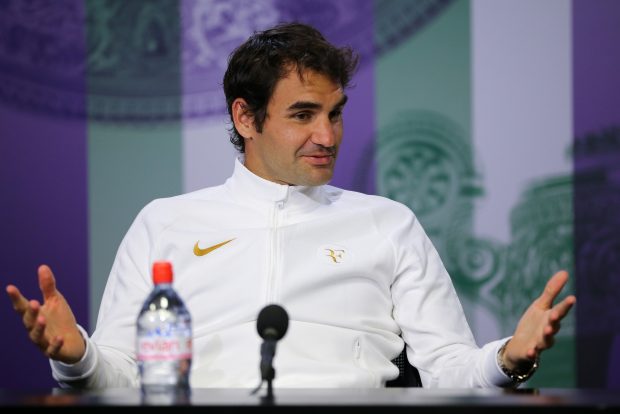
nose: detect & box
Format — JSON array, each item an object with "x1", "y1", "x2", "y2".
[{"x1": 311, "y1": 116, "x2": 339, "y2": 148}]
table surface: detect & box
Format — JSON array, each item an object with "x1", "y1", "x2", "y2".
[{"x1": 2, "y1": 387, "x2": 620, "y2": 412}]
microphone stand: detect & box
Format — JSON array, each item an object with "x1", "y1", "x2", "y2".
[
  {"x1": 260, "y1": 339, "x2": 276, "y2": 403},
  {"x1": 251, "y1": 339, "x2": 276, "y2": 404},
  {"x1": 252, "y1": 304, "x2": 288, "y2": 405}
]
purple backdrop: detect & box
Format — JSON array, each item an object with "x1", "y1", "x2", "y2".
[
  {"x1": 0, "y1": 1, "x2": 88, "y2": 389},
  {"x1": 573, "y1": 0, "x2": 620, "y2": 388}
]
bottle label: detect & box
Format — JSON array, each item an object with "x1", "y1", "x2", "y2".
[{"x1": 138, "y1": 325, "x2": 192, "y2": 361}]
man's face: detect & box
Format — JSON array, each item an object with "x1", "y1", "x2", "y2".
[{"x1": 243, "y1": 69, "x2": 347, "y2": 186}]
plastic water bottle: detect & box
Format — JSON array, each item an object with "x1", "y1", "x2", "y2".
[{"x1": 137, "y1": 261, "x2": 192, "y2": 401}]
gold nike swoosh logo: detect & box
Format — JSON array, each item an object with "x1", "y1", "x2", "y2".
[{"x1": 193, "y1": 239, "x2": 235, "y2": 257}]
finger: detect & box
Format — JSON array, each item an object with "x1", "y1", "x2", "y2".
[
  {"x1": 548, "y1": 307, "x2": 562, "y2": 324},
  {"x1": 6, "y1": 285, "x2": 29, "y2": 315},
  {"x1": 537, "y1": 270, "x2": 569, "y2": 309},
  {"x1": 30, "y1": 314, "x2": 47, "y2": 345},
  {"x1": 532, "y1": 337, "x2": 554, "y2": 355},
  {"x1": 544, "y1": 320, "x2": 561, "y2": 337},
  {"x1": 38, "y1": 265, "x2": 58, "y2": 301},
  {"x1": 23, "y1": 299, "x2": 41, "y2": 330},
  {"x1": 541, "y1": 336, "x2": 555, "y2": 350},
  {"x1": 538, "y1": 320, "x2": 558, "y2": 348},
  {"x1": 552, "y1": 295, "x2": 576, "y2": 321},
  {"x1": 45, "y1": 336, "x2": 64, "y2": 359}
]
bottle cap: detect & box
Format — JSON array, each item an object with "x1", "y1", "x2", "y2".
[{"x1": 152, "y1": 261, "x2": 173, "y2": 284}]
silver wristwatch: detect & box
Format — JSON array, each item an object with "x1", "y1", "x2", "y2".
[{"x1": 497, "y1": 341, "x2": 539, "y2": 383}]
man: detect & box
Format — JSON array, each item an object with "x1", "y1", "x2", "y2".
[{"x1": 6, "y1": 22, "x2": 575, "y2": 388}]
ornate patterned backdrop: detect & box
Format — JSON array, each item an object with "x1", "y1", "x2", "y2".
[{"x1": 1, "y1": 0, "x2": 618, "y2": 389}]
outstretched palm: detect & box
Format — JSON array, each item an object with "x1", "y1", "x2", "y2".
[
  {"x1": 6, "y1": 265, "x2": 85, "y2": 364},
  {"x1": 503, "y1": 270, "x2": 576, "y2": 370}
]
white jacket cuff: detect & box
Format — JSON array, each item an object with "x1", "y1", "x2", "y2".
[
  {"x1": 484, "y1": 336, "x2": 519, "y2": 388},
  {"x1": 50, "y1": 324, "x2": 98, "y2": 382}
]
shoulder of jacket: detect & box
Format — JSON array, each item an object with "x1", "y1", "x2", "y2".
[
  {"x1": 137, "y1": 184, "x2": 227, "y2": 224},
  {"x1": 329, "y1": 187, "x2": 415, "y2": 216}
]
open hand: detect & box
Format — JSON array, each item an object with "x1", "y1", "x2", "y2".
[
  {"x1": 503, "y1": 270, "x2": 576, "y2": 371},
  {"x1": 6, "y1": 265, "x2": 86, "y2": 364}
]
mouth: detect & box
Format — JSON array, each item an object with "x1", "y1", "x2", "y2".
[{"x1": 301, "y1": 153, "x2": 335, "y2": 166}]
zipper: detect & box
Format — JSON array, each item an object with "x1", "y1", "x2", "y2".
[
  {"x1": 266, "y1": 199, "x2": 285, "y2": 303},
  {"x1": 354, "y1": 338, "x2": 361, "y2": 360}
]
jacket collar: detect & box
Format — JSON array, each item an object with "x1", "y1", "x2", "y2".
[{"x1": 225, "y1": 156, "x2": 330, "y2": 211}]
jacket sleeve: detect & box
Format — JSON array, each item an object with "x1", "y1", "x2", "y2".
[
  {"x1": 50, "y1": 201, "x2": 159, "y2": 388},
  {"x1": 387, "y1": 204, "x2": 514, "y2": 388}
]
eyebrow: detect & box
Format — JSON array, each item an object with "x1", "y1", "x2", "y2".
[{"x1": 286, "y1": 95, "x2": 348, "y2": 112}]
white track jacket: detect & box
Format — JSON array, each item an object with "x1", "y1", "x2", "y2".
[{"x1": 52, "y1": 158, "x2": 514, "y2": 388}]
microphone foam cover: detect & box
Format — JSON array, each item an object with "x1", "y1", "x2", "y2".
[{"x1": 257, "y1": 304, "x2": 289, "y2": 340}]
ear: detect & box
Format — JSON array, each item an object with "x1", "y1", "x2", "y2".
[{"x1": 231, "y1": 98, "x2": 256, "y2": 139}]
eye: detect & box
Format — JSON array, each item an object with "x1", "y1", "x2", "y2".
[
  {"x1": 293, "y1": 112, "x2": 313, "y2": 121},
  {"x1": 329, "y1": 109, "x2": 343, "y2": 122}
]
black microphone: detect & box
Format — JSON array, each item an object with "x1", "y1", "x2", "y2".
[
  {"x1": 257, "y1": 304, "x2": 289, "y2": 342},
  {"x1": 254, "y1": 304, "x2": 288, "y2": 399}
]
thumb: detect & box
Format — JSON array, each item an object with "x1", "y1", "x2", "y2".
[{"x1": 38, "y1": 265, "x2": 58, "y2": 301}]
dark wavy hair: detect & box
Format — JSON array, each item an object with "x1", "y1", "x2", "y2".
[{"x1": 223, "y1": 22, "x2": 359, "y2": 153}]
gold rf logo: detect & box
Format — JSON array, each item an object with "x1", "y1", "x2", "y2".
[{"x1": 325, "y1": 249, "x2": 345, "y2": 263}]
